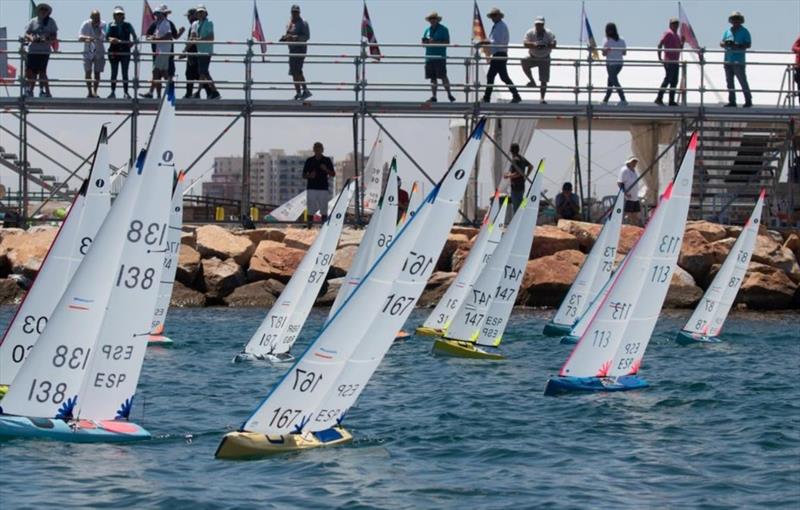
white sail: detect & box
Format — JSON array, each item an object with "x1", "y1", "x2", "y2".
[
  {"x1": 475, "y1": 164, "x2": 545, "y2": 347},
  {"x1": 0, "y1": 128, "x2": 111, "y2": 386},
  {"x1": 682, "y1": 190, "x2": 764, "y2": 338},
  {"x1": 329, "y1": 163, "x2": 398, "y2": 318},
  {"x1": 361, "y1": 133, "x2": 385, "y2": 213},
  {"x1": 149, "y1": 171, "x2": 188, "y2": 336},
  {"x1": 421, "y1": 193, "x2": 506, "y2": 331},
  {"x1": 560, "y1": 134, "x2": 697, "y2": 378},
  {"x1": 241, "y1": 182, "x2": 355, "y2": 359},
  {"x1": 2, "y1": 90, "x2": 176, "y2": 420},
  {"x1": 401, "y1": 181, "x2": 422, "y2": 225},
  {"x1": 241, "y1": 120, "x2": 484, "y2": 435},
  {"x1": 266, "y1": 191, "x2": 306, "y2": 222},
  {"x1": 551, "y1": 191, "x2": 625, "y2": 327},
  {"x1": 445, "y1": 161, "x2": 543, "y2": 343}
]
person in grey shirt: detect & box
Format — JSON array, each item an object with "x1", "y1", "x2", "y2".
[
  {"x1": 281, "y1": 4, "x2": 311, "y2": 100},
  {"x1": 480, "y1": 7, "x2": 521, "y2": 103},
  {"x1": 24, "y1": 3, "x2": 58, "y2": 97},
  {"x1": 521, "y1": 16, "x2": 556, "y2": 104}
]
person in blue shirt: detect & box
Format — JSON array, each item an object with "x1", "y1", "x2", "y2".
[
  {"x1": 422, "y1": 12, "x2": 455, "y2": 103},
  {"x1": 480, "y1": 7, "x2": 521, "y2": 103},
  {"x1": 720, "y1": 11, "x2": 752, "y2": 107},
  {"x1": 190, "y1": 5, "x2": 220, "y2": 99}
]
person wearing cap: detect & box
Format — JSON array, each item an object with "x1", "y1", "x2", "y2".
[
  {"x1": 78, "y1": 10, "x2": 106, "y2": 98},
  {"x1": 503, "y1": 143, "x2": 533, "y2": 213},
  {"x1": 521, "y1": 16, "x2": 556, "y2": 104},
  {"x1": 142, "y1": 4, "x2": 184, "y2": 99},
  {"x1": 280, "y1": 5, "x2": 311, "y2": 100},
  {"x1": 422, "y1": 12, "x2": 455, "y2": 103},
  {"x1": 655, "y1": 17, "x2": 683, "y2": 106},
  {"x1": 105, "y1": 6, "x2": 137, "y2": 98},
  {"x1": 303, "y1": 142, "x2": 335, "y2": 227},
  {"x1": 720, "y1": 11, "x2": 752, "y2": 107},
  {"x1": 601, "y1": 22, "x2": 627, "y2": 106},
  {"x1": 481, "y1": 8, "x2": 521, "y2": 104},
  {"x1": 180, "y1": 8, "x2": 200, "y2": 98},
  {"x1": 617, "y1": 156, "x2": 641, "y2": 225},
  {"x1": 555, "y1": 182, "x2": 580, "y2": 220},
  {"x1": 24, "y1": 3, "x2": 58, "y2": 97},
  {"x1": 190, "y1": 5, "x2": 221, "y2": 99}
]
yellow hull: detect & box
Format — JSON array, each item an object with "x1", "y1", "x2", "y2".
[
  {"x1": 0, "y1": 384, "x2": 7, "y2": 400},
  {"x1": 431, "y1": 338, "x2": 505, "y2": 360},
  {"x1": 214, "y1": 426, "x2": 353, "y2": 460},
  {"x1": 415, "y1": 326, "x2": 443, "y2": 337}
]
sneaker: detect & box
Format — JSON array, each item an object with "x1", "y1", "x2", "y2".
[
  {"x1": 743, "y1": 101, "x2": 752, "y2": 108},
  {"x1": 87, "y1": 92, "x2": 95, "y2": 98},
  {"x1": 107, "y1": 91, "x2": 116, "y2": 99},
  {"x1": 540, "y1": 99, "x2": 547, "y2": 104},
  {"x1": 293, "y1": 92, "x2": 302, "y2": 100},
  {"x1": 668, "y1": 101, "x2": 679, "y2": 106},
  {"x1": 123, "y1": 92, "x2": 131, "y2": 99},
  {"x1": 448, "y1": 94, "x2": 456, "y2": 102},
  {"x1": 618, "y1": 100, "x2": 628, "y2": 106},
  {"x1": 39, "y1": 91, "x2": 51, "y2": 98},
  {"x1": 526, "y1": 80, "x2": 537, "y2": 87},
  {"x1": 192, "y1": 92, "x2": 201, "y2": 99},
  {"x1": 182, "y1": 93, "x2": 194, "y2": 99},
  {"x1": 208, "y1": 92, "x2": 221, "y2": 100},
  {"x1": 654, "y1": 98, "x2": 665, "y2": 106},
  {"x1": 482, "y1": 96, "x2": 491, "y2": 103},
  {"x1": 139, "y1": 91, "x2": 154, "y2": 99},
  {"x1": 724, "y1": 102, "x2": 737, "y2": 107},
  {"x1": 300, "y1": 90, "x2": 312, "y2": 100},
  {"x1": 426, "y1": 96, "x2": 438, "y2": 103},
  {"x1": 510, "y1": 95, "x2": 522, "y2": 103}
]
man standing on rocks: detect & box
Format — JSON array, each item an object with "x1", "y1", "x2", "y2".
[
  {"x1": 617, "y1": 156, "x2": 641, "y2": 226},
  {"x1": 303, "y1": 142, "x2": 335, "y2": 227}
]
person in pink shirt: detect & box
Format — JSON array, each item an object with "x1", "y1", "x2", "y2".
[
  {"x1": 655, "y1": 17, "x2": 683, "y2": 106},
  {"x1": 793, "y1": 34, "x2": 800, "y2": 95}
]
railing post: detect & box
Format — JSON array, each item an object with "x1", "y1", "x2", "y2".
[
  {"x1": 698, "y1": 47, "x2": 705, "y2": 110},
  {"x1": 17, "y1": 37, "x2": 26, "y2": 97},
  {"x1": 240, "y1": 40, "x2": 254, "y2": 223},
  {"x1": 681, "y1": 60, "x2": 688, "y2": 106},
  {"x1": 574, "y1": 56, "x2": 580, "y2": 105},
  {"x1": 132, "y1": 44, "x2": 140, "y2": 98}
]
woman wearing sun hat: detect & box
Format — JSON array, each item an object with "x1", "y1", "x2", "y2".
[
  {"x1": 422, "y1": 11, "x2": 456, "y2": 103},
  {"x1": 720, "y1": 11, "x2": 752, "y2": 107}
]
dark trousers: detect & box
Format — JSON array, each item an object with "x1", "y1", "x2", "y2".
[
  {"x1": 603, "y1": 64, "x2": 626, "y2": 102},
  {"x1": 483, "y1": 52, "x2": 519, "y2": 100},
  {"x1": 185, "y1": 54, "x2": 199, "y2": 95},
  {"x1": 724, "y1": 62, "x2": 752, "y2": 105},
  {"x1": 794, "y1": 67, "x2": 800, "y2": 94},
  {"x1": 109, "y1": 53, "x2": 131, "y2": 93},
  {"x1": 657, "y1": 62, "x2": 679, "y2": 103}
]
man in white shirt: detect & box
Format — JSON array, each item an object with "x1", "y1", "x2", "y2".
[
  {"x1": 78, "y1": 10, "x2": 105, "y2": 98},
  {"x1": 521, "y1": 16, "x2": 556, "y2": 104},
  {"x1": 481, "y1": 8, "x2": 521, "y2": 103},
  {"x1": 617, "y1": 156, "x2": 641, "y2": 225}
]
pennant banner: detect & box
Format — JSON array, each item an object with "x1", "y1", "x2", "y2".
[
  {"x1": 678, "y1": 3, "x2": 700, "y2": 51},
  {"x1": 580, "y1": 5, "x2": 600, "y2": 60},
  {"x1": 361, "y1": 3, "x2": 382, "y2": 59},
  {"x1": 472, "y1": 1, "x2": 491, "y2": 58},
  {"x1": 141, "y1": 0, "x2": 155, "y2": 38},
  {"x1": 252, "y1": 0, "x2": 267, "y2": 55}
]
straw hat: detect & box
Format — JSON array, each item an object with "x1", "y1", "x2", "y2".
[
  {"x1": 425, "y1": 11, "x2": 442, "y2": 21},
  {"x1": 625, "y1": 155, "x2": 639, "y2": 165},
  {"x1": 728, "y1": 11, "x2": 744, "y2": 23},
  {"x1": 487, "y1": 7, "x2": 504, "y2": 18}
]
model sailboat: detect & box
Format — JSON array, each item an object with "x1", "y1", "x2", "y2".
[
  {"x1": 361, "y1": 132, "x2": 385, "y2": 213},
  {"x1": 676, "y1": 190, "x2": 765, "y2": 345},
  {"x1": 544, "y1": 132, "x2": 697, "y2": 396},
  {"x1": 234, "y1": 182, "x2": 355, "y2": 363}
]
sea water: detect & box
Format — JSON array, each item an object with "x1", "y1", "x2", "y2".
[{"x1": 0, "y1": 307, "x2": 798, "y2": 509}]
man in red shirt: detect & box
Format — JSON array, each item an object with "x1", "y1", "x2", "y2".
[
  {"x1": 655, "y1": 17, "x2": 683, "y2": 106},
  {"x1": 793, "y1": 34, "x2": 800, "y2": 95}
]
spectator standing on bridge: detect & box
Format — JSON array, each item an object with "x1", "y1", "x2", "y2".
[
  {"x1": 521, "y1": 17, "x2": 556, "y2": 104},
  {"x1": 481, "y1": 7, "x2": 521, "y2": 104},
  {"x1": 601, "y1": 22, "x2": 627, "y2": 106},
  {"x1": 617, "y1": 156, "x2": 641, "y2": 226},
  {"x1": 792, "y1": 34, "x2": 800, "y2": 95},
  {"x1": 721, "y1": 11, "x2": 752, "y2": 108},
  {"x1": 180, "y1": 8, "x2": 199, "y2": 98},
  {"x1": 422, "y1": 12, "x2": 456, "y2": 103},
  {"x1": 105, "y1": 6, "x2": 137, "y2": 99},
  {"x1": 555, "y1": 182, "x2": 580, "y2": 220},
  {"x1": 24, "y1": 3, "x2": 57, "y2": 98},
  {"x1": 303, "y1": 142, "x2": 335, "y2": 227},
  {"x1": 281, "y1": 5, "x2": 311, "y2": 100},
  {"x1": 504, "y1": 143, "x2": 532, "y2": 213},
  {"x1": 191, "y1": 5, "x2": 221, "y2": 99},
  {"x1": 141, "y1": 5, "x2": 183, "y2": 99},
  {"x1": 655, "y1": 17, "x2": 683, "y2": 106},
  {"x1": 78, "y1": 11, "x2": 106, "y2": 98}
]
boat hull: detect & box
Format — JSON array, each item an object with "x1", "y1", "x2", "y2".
[
  {"x1": 147, "y1": 334, "x2": 174, "y2": 346},
  {"x1": 394, "y1": 330, "x2": 411, "y2": 342},
  {"x1": 232, "y1": 351, "x2": 296, "y2": 364},
  {"x1": 543, "y1": 375, "x2": 649, "y2": 396},
  {"x1": 431, "y1": 338, "x2": 505, "y2": 360},
  {"x1": 415, "y1": 326, "x2": 442, "y2": 337},
  {"x1": 0, "y1": 415, "x2": 151, "y2": 443},
  {"x1": 542, "y1": 322, "x2": 573, "y2": 337},
  {"x1": 675, "y1": 330, "x2": 722, "y2": 346},
  {"x1": 559, "y1": 334, "x2": 580, "y2": 345},
  {"x1": 215, "y1": 426, "x2": 353, "y2": 459}
]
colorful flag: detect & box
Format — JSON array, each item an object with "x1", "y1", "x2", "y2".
[
  {"x1": 29, "y1": 1, "x2": 59, "y2": 50},
  {"x1": 141, "y1": 0, "x2": 156, "y2": 37},
  {"x1": 678, "y1": 2, "x2": 700, "y2": 51},
  {"x1": 579, "y1": 5, "x2": 599, "y2": 60},
  {"x1": 471, "y1": 1, "x2": 490, "y2": 57},
  {"x1": 361, "y1": 2, "x2": 381, "y2": 59},
  {"x1": 252, "y1": 0, "x2": 267, "y2": 55}
]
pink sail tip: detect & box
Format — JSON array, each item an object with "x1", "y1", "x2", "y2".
[
  {"x1": 661, "y1": 181, "x2": 675, "y2": 200},
  {"x1": 758, "y1": 188, "x2": 766, "y2": 200},
  {"x1": 688, "y1": 131, "x2": 698, "y2": 150}
]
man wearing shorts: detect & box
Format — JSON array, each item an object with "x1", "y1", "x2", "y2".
[
  {"x1": 303, "y1": 142, "x2": 335, "y2": 227},
  {"x1": 422, "y1": 12, "x2": 455, "y2": 103},
  {"x1": 78, "y1": 10, "x2": 106, "y2": 98},
  {"x1": 190, "y1": 5, "x2": 220, "y2": 99},
  {"x1": 24, "y1": 3, "x2": 58, "y2": 97},
  {"x1": 617, "y1": 156, "x2": 641, "y2": 225},
  {"x1": 521, "y1": 16, "x2": 556, "y2": 104},
  {"x1": 282, "y1": 5, "x2": 311, "y2": 100},
  {"x1": 142, "y1": 4, "x2": 182, "y2": 99}
]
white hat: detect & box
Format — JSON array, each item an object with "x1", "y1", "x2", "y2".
[
  {"x1": 154, "y1": 4, "x2": 171, "y2": 14},
  {"x1": 534, "y1": 16, "x2": 545, "y2": 25},
  {"x1": 113, "y1": 6, "x2": 125, "y2": 14},
  {"x1": 626, "y1": 155, "x2": 639, "y2": 164},
  {"x1": 196, "y1": 4, "x2": 207, "y2": 13}
]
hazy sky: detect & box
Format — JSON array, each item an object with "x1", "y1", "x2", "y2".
[{"x1": 0, "y1": 0, "x2": 797, "y2": 203}]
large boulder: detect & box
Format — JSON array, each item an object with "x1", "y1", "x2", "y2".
[
  {"x1": 224, "y1": 280, "x2": 279, "y2": 308},
  {"x1": 557, "y1": 219, "x2": 602, "y2": 252},
  {"x1": 519, "y1": 255, "x2": 581, "y2": 307},
  {"x1": 170, "y1": 281, "x2": 206, "y2": 307},
  {"x1": 784, "y1": 233, "x2": 800, "y2": 262},
  {"x1": 417, "y1": 271, "x2": 456, "y2": 308},
  {"x1": 330, "y1": 244, "x2": 359, "y2": 278},
  {"x1": 436, "y1": 233, "x2": 471, "y2": 272},
  {"x1": 686, "y1": 220, "x2": 728, "y2": 242},
  {"x1": 201, "y1": 257, "x2": 245, "y2": 301},
  {"x1": 709, "y1": 237, "x2": 736, "y2": 265},
  {"x1": 180, "y1": 232, "x2": 196, "y2": 248},
  {"x1": 236, "y1": 227, "x2": 285, "y2": 245},
  {"x1": 678, "y1": 230, "x2": 717, "y2": 283},
  {"x1": 753, "y1": 234, "x2": 800, "y2": 283},
  {"x1": 247, "y1": 240, "x2": 305, "y2": 283},
  {"x1": 195, "y1": 225, "x2": 255, "y2": 266},
  {"x1": 451, "y1": 240, "x2": 474, "y2": 274},
  {"x1": 738, "y1": 270, "x2": 797, "y2": 309},
  {"x1": 283, "y1": 228, "x2": 319, "y2": 250},
  {"x1": 665, "y1": 266, "x2": 703, "y2": 308},
  {"x1": 0, "y1": 278, "x2": 25, "y2": 305},
  {"x1": 451, "y1": 226, "x2": 480, "y2": 240},
  {"x1": 551, "y1": 249, "x2": 586, "y2": 268},
  {"x1": 177, "y1": 245, "x2": 202, "y2": 286},
  {"x1": 530, "y1": 226, "x2": 580, "y2": 259},
  {"x1": 0, "y1": 228, "x2": 58, "y2": 278},
  {"x1": 337, "y1": 228, "x2": 365, "y2": 248},
  {"x1": 617, "y1": 225, "x2": 644, "y2": 255}
]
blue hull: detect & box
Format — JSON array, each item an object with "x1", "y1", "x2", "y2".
[
  {"x1": 0, "y1": 415, "x2": 151, "y2": 443},
  {"x1": 542, "y1": 322, "x2": 573, "y2": 337},
  {"x1": 544, "y1": 375, "x2": 649, "y2": 396},
  {"x1": 559, "y1": 335, "x2": 579, "y2": 345},
  {"x1": 675, "y1": 330, "x2": 722, "y2": 346}
]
